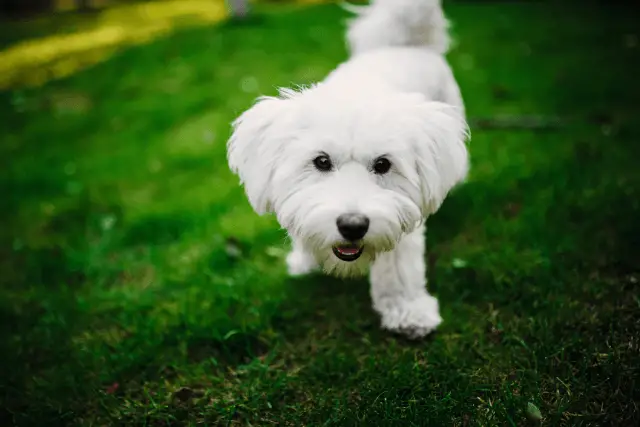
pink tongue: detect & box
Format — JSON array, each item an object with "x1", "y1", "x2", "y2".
[{"x1": 338, "y1": 247, "x2": 359, "y2": 255}]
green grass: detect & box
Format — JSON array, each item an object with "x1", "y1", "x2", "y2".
[{"x1": 1, "y1": 2, "x2": 640, "y2": 426}]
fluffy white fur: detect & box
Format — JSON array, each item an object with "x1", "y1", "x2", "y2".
[{"x1": 227, "y1": 0, "x2": 469, "y2": 339}]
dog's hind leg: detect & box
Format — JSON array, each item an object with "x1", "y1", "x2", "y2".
[
  {"x1": 369, "y1": 224, "x2": 442, "y2": 339},
  {"x1": 286, "y1": 238, "x2": 319, "y2": 277}
]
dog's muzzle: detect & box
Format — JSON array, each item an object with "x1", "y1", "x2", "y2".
[{"x1": 333, "y1": 213, "x2": 369, "y2": 261}]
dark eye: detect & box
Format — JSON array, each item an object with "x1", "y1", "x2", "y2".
[
  {"x1": 373, "y1": 157, "x2": 391, "y2": 174},
  {"x1": 313, "y1": 154, "x2": 333, "y2": 172}
]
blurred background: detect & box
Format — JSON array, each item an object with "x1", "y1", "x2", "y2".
[{"x1": 1, "y1": 0, "x2": 639, "y2": 425}]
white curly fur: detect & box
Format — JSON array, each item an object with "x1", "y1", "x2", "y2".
[{"x1": 227, "y1": 0, "x2": 469, "y2": 338}]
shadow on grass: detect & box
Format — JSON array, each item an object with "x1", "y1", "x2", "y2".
[
  {"x1": 0, "y1": 288, "x2": 86, "y2": 425},
  {"x1": 186, "y1": 332, "x2": 270, "y2": 365}
]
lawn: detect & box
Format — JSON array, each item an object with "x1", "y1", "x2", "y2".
[{"x1": 1, "y1": 1, "x2": 639, "y2": 426}]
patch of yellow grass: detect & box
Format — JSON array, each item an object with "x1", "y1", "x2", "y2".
[
  {"x1": 0, "y1": 0, "x2": 228, "y2": 90},
  {"x1": 0, "y1": 0, "x2": 343, "y2": 90}
]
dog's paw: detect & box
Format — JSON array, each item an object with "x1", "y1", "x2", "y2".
[
  {"x1": 286, "y1": 250, "x2": 318, "y2": 277},
  {"x1": 379, "y1": 295, "x2": 442, "y2": 339}
]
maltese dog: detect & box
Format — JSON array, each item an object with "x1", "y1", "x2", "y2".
[{"x1": 227, "y1": 0, "x2": 469, "y2": 339}]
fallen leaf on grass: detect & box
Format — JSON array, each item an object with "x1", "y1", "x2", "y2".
[
  {"x1": 526, "y1": 401, "x2": 543, "y2": 421},
  {"x1": 173, "y1": 386, "x2": 205, "y2": 402},
  {"x1": 105, "y1": 382, "x2": 119, "y2": 394}
]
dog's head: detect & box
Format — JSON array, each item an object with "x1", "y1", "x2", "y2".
[{"x1": 227, "y1": 86, "x2": 469, "y2": 277}]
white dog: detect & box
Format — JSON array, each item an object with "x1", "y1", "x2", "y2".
[{"x1": 227, "y1": 0, "x2": 469, "y2": 339}]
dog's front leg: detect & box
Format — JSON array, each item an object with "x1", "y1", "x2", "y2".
[
  {"x1": 370, "y1": 224, "x2": 442, "y2": 339},
  {"x1": 286, "y1": 238, "x2": 318, "y2": 276}
]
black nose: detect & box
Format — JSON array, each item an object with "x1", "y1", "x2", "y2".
[{"x1": 336, "y1": 213, "x2": 370, "y2": 241}]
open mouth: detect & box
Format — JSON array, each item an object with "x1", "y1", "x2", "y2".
[{"x1": 332, "y1": 243, "x2": 364, "y2": 262}]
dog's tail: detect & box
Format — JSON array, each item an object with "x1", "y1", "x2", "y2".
[{"x1": 342, "y1": 0, "x2": 451, "y2": 56}]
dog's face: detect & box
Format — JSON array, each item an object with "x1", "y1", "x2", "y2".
[{"x1": 227, "y1": 86, "x2": 469, "y2": 277}]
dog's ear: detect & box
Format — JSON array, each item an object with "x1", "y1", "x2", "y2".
[
  {"x1": 227, "y1": 95, "x2": 294, "y2": 214},
  {"x1": 409, "y1": 101, "x2": 470, "y2": 216}
]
